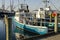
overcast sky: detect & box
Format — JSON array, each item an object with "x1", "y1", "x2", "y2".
[{"x1": 0, "y1": 0, "x2": 60, "y2": 11}]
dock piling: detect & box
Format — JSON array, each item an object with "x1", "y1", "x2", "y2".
[
  {"x1": 4, "y1": 15, "x2": 12, "y2": 40},
  {"x1": 54, "y1": 13, "x2": 58, "y2": 33}
]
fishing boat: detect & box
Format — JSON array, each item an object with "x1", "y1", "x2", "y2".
[
  {"x1": 13, "y1": 0, "x2": 60, "y2": 37},
  {"x1": 13, "y1": 3, "x2": 48, "y2": 35}
]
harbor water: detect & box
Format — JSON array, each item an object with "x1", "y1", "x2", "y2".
[
  {"x1": 0, "y1": 19, "x2": 16, "y2": 40},
  {"x1": 0, "y1": 20, "x2": 6, "y2": 40}
]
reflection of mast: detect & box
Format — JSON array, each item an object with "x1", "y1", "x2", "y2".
[{"x1": 2, "y1": 0, "x2": 5, "y2": 10}]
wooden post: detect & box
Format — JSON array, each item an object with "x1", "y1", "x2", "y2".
[
  {"x1": 4, "y1": 15, "x2": 9, "y2": 40},
  {"x1": 4, "y1": 15, "x2": 12, "y2": 40},
  {"x1": 50, "y1": 14, "x2": 51, "y2": 22},
  {"x1": 54, "y1": 14, "x2": 58, "y2": 33}
]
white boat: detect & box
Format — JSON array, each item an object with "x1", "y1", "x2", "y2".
[{"x1": 13, "y1": 4, "x2": 48, "y2": 35}]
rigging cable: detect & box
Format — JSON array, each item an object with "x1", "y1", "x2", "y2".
[{"x1": 50, "y1": 0, "x2": 59, "y2": 11}]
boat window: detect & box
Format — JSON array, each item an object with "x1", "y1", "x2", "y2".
[
  {"x1": 20, "y1": 14, "x2": 24, "y2": 16},
  {"x1": 37, "y1": 22, "x2": 40, "y2": 26}
]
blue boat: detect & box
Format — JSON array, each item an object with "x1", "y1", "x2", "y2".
[
  {"x1": 12, "y1": 4, "x2": 49, "y2": 35},
  {"x1": 13, "y1": 18, "x2": 24, "y2": 29},
  {"x1": 13, "y1": 18, "x2": 48, "y2": 35},
  {"x1": 25, "y1": 24, "x2": 48, "y2": 34}
]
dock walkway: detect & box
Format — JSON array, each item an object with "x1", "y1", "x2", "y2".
[{"x1": 42, "y1": 34, "x2": 60, "y2": 40}]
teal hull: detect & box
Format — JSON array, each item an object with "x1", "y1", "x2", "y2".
[
  {"x1": 24, "y1": 25, "x2": 48, "y2": 34},
  {"x1": 13, "y1": 18, "x2": 48, "y2": 35},
  {"x1": 13, "y1": 19, "x2": 24, "y2": 29}
]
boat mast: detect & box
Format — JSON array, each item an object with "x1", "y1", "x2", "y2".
[
  {"x1": 43, "y1": 0, "x2": 49, "y2": 8},
  {"x1": 10, "y1": 0, "x2": 14, "y2": 12},
  {"x1": 18, "y1": 0, "x2": 20, "y2": 10},
  {"x1": 24, "y1": 0, "x2": 26, "y2": 4},
  {"x1": 42, "y1": 0, "x2": 49, "y2": 26},
  {"x1": 2, "y1": 0, "x2": 5, "y2": 10}
]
